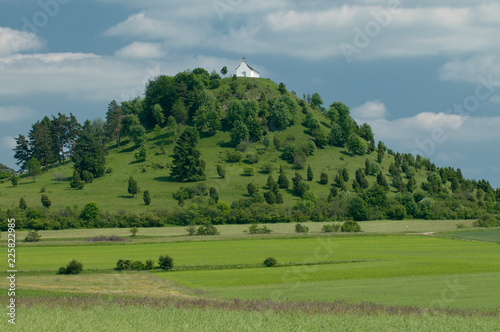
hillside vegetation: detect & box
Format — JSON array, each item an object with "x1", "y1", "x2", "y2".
[{"x1": 1, "y1": 68, "x2": 499, "y2": 230}]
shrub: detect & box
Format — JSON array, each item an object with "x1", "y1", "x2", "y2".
[
  {"x1": 473, "y1": 215, "x2": 500, "y2": 228},
  {"x1": 341, "y1": 221, "x2": 362, "y2": 232},
  {"x1": 387, "y1": 204, "x2": 406, "y2": 220},
  {"x1": 320, "y1": 172, "x2": 329, "y2": 185},
  {"x1": 145, "y1": 259, "x2": 155, "y2": 270},
  {"x1": 295, "y1": 223, "x2": 309, "y2": 233},
  {"x1": 130, "y1": 227, "x2": 138, "y2": 237},
  {"x1": 80, "y1": 202, "x2": 100, "y2": 221},
  {"x1": 158, "y1": 255, "x2": 174, "y2": 270},
  {"x1": 456, "y1": 223, "x2": 466, "y2": 229},
  {"x1": 24, "y1": 230, "x2": 41, "y2": 242},
  {"x1": 243, "y1": 167, "x2": 254, "y2": 176},
  {"x1": 186, "y1": 224, "x2": 196, "y2": 235},
  {"x1": 245, "y1": 152, "x2": 259, "y2": 164},
  {"x1": 41, "y1": 194, "x2": 51, "y2": 208},
  {"x1": 322, "y1": 224, "x2": 341, "y2": 233},
  {"x1": 131, "y1": 260, "x2": 145, "y2": 270},
  {"x1": 259, "y1": 163, "x2": 274, "y2": 174},
  {"x1": 19, "y1": 198, "x2": 28, "y2": 210},
  {"x1": 143, "y1": 190, "x2": 151, "y2": 205},
  {"x1": 226, "y1": 151, "x2": 243, "y2": 163},
  {"x1": 216, "y1": 164, "x2": 225, "y2": 179},
  {"x1": 81, "y1": 170, "x2": 94, "y2": 183},
  {"x1": 58, "y1": 259, "x2": 83, "y2": 275},
  {"x1": 263, "y1": 257, "x2": 278, "y2": 267},
  {"x1": 115, "y1": 259, "x2": 133, "y2": 271},
  {"x1": 247, "y1": 224, "x2": 272, "y2": 234},
  {"x1": 196, "y1": 224, "x2": 220, "y2": 235}
]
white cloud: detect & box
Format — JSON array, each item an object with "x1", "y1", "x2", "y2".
[
  {"x1": 0, "y1": 27, "x2": 44, "y2": 56},
  {"x1": 352, "y1": 100, "x2": 388, "y2": 120},
  {"x1": 115, "y1": 42, "x2": 164, "y2": 59},
  {"x1": 0, "y1": 136, "x2": 16, "y2": 150},
  {"x1": 0, "y1": 106, "x2": 37, "y2": 122},
  {"x1": 439, "y1": 55, "x2": 500, "y2": 84}
]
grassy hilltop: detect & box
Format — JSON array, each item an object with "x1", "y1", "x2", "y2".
[{"x1": 0, "y1": 71, "x2": 499, "y2": 230}]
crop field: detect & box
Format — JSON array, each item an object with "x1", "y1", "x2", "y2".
[{"x1": 2, "y1": 223, "x2": 499, "y2": 330}]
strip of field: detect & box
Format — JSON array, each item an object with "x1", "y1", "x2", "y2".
[
  {"x1": 2, "y1": 295, "x2": 499, "y2": 332},
  {"x1": 436, "y1": 228, "x2": 500, "y2": 243},
  {"x1": 6, "y1": 220, "x2": 474, "y2": 242}
]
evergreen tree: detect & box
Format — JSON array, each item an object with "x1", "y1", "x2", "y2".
[
  {"x1": 128, "y1": 176, "x2": 140, "y2": 197},
  {"x1": 320, "y1": 172, "x2": 329, "y2": 185},
  {"x1": 247, "y1": 183, "x2": 258, "y2": 196},
  {"x1": 209, "y1": 187, "x2": 219, "y2": 203},
  {"x1": 230, "y1": 120, "x2": 249, "y2": 147},
  {"x1": 342, "y1": 168, "x2": 350, "y2": 182},
  {"x1": 41, "y1": 194, "x2": 51, "y2": 208},
  {"x1": 29, "y1": 117, "x2": 56, "y2": 167},
  {"x1": 13, "y1": 135, "x2": 31, "y2": 172},
  {"x1": 11, "y1": 176, "x2": 18, "y2": 187},
  {"x1": 377, "y1": 141, "x2": 385, "y2": 164},
  {"x1": 72, "y1": 124, "x2": 106, "y2": 178},
  {"x1": 275, "y1": 191, "x2": 284, "y2": 204},
  {"x1": 355, "y1": 168, "x2": 369, "y2": 189},
  {"x1": 170, "y1": 127, "x2": 206, "y2": 182},
  {"x1": 105, "y1": 100, "x2": 124, "y2": 148},
  {"x1": 264, "y1": 191, "x2": 276, "y2": 205},
  {"x1": 70, "y1": 170, "x2": 85, "y2": 190},
  {"x1": 307, "y1": 165, "x2": 314, "y2": 181},
  {"x1": 143, "y1": 190, "x2": 151, "y2": 205},
  {"x1": 19, "y1": 197, "x2": 28, "y2": 210},
  {"x1": 377, "y1": 171, "x2": 389, "y2": 191},
  {"x1": 278, "y1": 166, "x2": 289, "y2": 189}
]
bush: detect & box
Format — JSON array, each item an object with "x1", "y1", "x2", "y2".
[
  {"x1": 130, "y1": 227, "x2": 138, "y2": 236},
  {"x1": 186, "y1": 224, "x2": 197, "y2": 235},
  {"x1": 322, "y1": 224, "x2": 341, "y2": 233},
  {"x1": 295, "y1": 223, "x2": 309, "y2": 233},
  {"x1": 456, "y1": 223, "x2": 466, "y2": 229},
  {"x1": 319, "y1": 172, "x2": 329, "y2": 185},
  {"x1": 196, "y1": 224, "x2": 220, "y2": 235},
  {"x1": 245, "y1": 152, "x2": 259, "y2": 164},
  {"x1": 263, "y1": 257, "x2": 278, "y2": 267},
  {"x1": 81, "y1": 170, "x2": 94, "y2": 183},
  {"x1": 158, "y1": 255, "x2": 174, "y2": 270},
  {"x1": 115, "y1": 259, "x2": 133, "y2": 271},
  {"x1": 58, "y1": 259, "x2": 83, "y2": 275},
  {"x1": 243, "y1": 167, "x2": 254, "y2": 176},
  {"x1": 341, "y1": 221, "x2": 362, "y2": 232},
  {"x1": 24, "y1": 230, "x2": 41, "y2": 242},
  {"x1": 226, "y1": 151, "x2": 243, "y2": 163},
  {"x1": 143, "y1": 190, "x2": 151, "y2": 205},
  {"x1": 247, "y1": 224, "x2": 272, "y2": 234},
  {"x1": 41, "y1": 194, "x2": 51, "y2": 208},
  {"x1": 259, "y1": 163, "x2": 274, "y2": 174},
  {"x1": 145, "y1": 259, "x2": 155, "y2": 270},
  {"x1": 473, "y1": 215, "x2": 500, "y2": 228}
]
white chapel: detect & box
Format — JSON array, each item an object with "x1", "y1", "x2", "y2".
[{"x1": 235, "y1": 57, "x2": 260, "y2": 78}]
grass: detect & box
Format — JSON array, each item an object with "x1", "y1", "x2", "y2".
[
  {"x1": 5, "y1": 219, "x2": 475, "y2": 243},
  {"x1": 436, "y1": 228, "x2": 500, "y2": 243},
  {"x1": 2, "y1": 295, "x2": 499, "y2": 332}
]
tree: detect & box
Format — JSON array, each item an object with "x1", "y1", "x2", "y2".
[
  {"x1": 135, "y1": 145, "x2": 148, "y2": 162},
  {"x1": 81, "y1": 170, "x2": 94, "y2": 184},
  {"x1": 209, "y1": 187, "x2": 219, "y2": 203},
  {"x1": 152, "y1": 104, "x2": 165, "y2": 126},
  {"x1": 221, "y1": 66, "x2": 228, "y2": 77},
  {"x1": 41, "y1": 194, "x2": 51, "y2": 208},
  {"x1": 278, "y1": 82, "x2": 287, "y2": 95},
  {"x1": 19, "y1": 198, "x2": 28, "y2": 210},
  {"x1": 24, "y1": 230, "x2": 41, "y2": 242},
  {"x1": 349, "y1": 196, "x2": 368, "y2": 221},
  {"x1": 170, "y1": 127, "x2": 206, "y2": 182},
  {"x1": 320, "y1": 172, "x2": 329, "y2": 185},
  {"x1": 346, "y1": 134, "x2": 366, "y2": 156},
  {"x1": 11, "y1": 176, "x2": 18, "y2": 187},
  {"x1": 80, "y1": 202, "x2": 99, "y2": 220},
  {"x1": 29, "y1": 117, "x2": 56, "y2": 167},
  {"x1": 158, "y1": 255, "x2": 174, "y2": 270},
  {"x1": 70, "y1": 170, "x2": 85, "y2": 190},
  {"x1": 377, "y1": 171, "x2": 389, "y2": 191},
  {"x1": 377, "y1": 141, "x2": 385, "y2": 164},
  {"x1": 130, "y1": 125, "x2": 147, "y2": 146},
  {"x1": 310, "y1": 93, "x2": 323, "y2": 109},
  {"x1": 106, "y1": 100, "x2": 123, "y2": 148},
  {"x1": 143, "y1": 190, "x2": 151, "y2": 205},
  {"x1": 230, "y1": 120, "x2": 249, "y2": 147},
  {"x1": 72, "y1": 125, "x2": 106, "y2": 178},
  {"x1": 307, "y1": 165, "x2": 314, "y2": 181},
  {"x1": 247, "y1": 183, "x2": 258, "y2": 196},
  {"x1": 26, "y1": 158, "x2": 41, "y2": 182},
  {"x1": 217, "y1": 164, "x2": 225, "y2": 179},
  {"x1": 128, "y1": 176, "x2": 140, "y2": 197},
  {"x1": 278, "y1": 166, "x2": 289, "y2": 189},
  {"x1": 13, "y1": 135, "x2": 31, "y2": 171},
  {"x1": 130, "y1": 227, "x2": 139, "y2": 236}
]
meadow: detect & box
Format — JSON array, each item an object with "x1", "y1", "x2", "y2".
[{"x1": 2, "y1": 223, "x2": 499, "y2": 330}]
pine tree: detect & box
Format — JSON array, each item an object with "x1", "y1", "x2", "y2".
[
  {"x1": 143, "y1": 190, "x2": 151, "y2": 205},
  {"x1": 70, "y1": 170, "x2": 85, "y2": 190},
  {"x1": 128, "y1": 176, "x2": 140, "y2": 197},
  {"x1": 278, "y1": 166, "x2": 289, "y2": 189},
  {"x1": 209, "y1": 187, "x2": 219, "y2": 203},
  {"x1": 41, "y1": 194, "x2": 51, "y2": 208},
  {"x1": 275, "y1": 191, "x2": 284, "y2": 204},
  {"x1": 217, "y1": 164, "x2": 225, "y2": 179},
  {"x1": 307, "y1": 165, "x2": 314, "y2": 181},
  {"x1": 377, "y1": 171, "x2": 389, "y2": 191},
  {"x1": 170, "y1": 127, "x2": 206, "y2": 182},
  {"x1": 320, "y1": 172, "x2": 329, "y2": 185},
  {"x1": 247, "y1": 183, "x2": 258, "y2": 196},
  {"x1": 19, "y1": 197, "x2": 28, "y2": 210},
  {"x1": 13, "y1": 135, "x2": 31, "y2": 171}
]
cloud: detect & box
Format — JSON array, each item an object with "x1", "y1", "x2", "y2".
[
  {"x1": 115, "y1": 42, "x2": 165, "y2": 59},
  {"x1": 439, "y1": 55, "x2": 500, "y2": 84},
  {"x1": 352, "y1": 100, "x2": 388, "y2": 120},
  {"x1": 0, "y1": 106, "x2": 37, "y2": 122},
  {"x1": 0, "y1": 136, "x2": 16, "y2": 150},
  {"x1": 0, "y1": 27, "x2": 44, "y2": 56}
]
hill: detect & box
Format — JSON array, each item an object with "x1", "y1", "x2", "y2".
[{"x1": 1, "y1": 69, "x2": 499, "y2": 230}]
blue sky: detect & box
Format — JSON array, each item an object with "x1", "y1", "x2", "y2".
[{"x1": 1, "y1": 0, "x2": 499, "y2": 186}]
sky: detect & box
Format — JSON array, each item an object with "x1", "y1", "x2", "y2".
[{"x1": 1, "y1": 0, "x2": 499, "y2": 187}]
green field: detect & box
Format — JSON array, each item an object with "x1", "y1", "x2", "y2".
[
  {"x1": 2, "y1": 225, "x2": 500, "y2": 330},
  {"x1": 437, "y1": 229, "x2": 500, "y2": 243}
]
